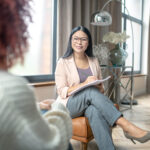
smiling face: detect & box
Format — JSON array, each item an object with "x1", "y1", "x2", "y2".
[{"x1": 71, "y1": 30, "x2": 89, "y2": 55}]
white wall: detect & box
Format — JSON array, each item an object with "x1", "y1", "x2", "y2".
[
  {"x1": 120, "y1": 75, "x2": 147, "y2": 99},
  {"x1": 33, "y1": 85, "x2": 56, "y2": 102}
]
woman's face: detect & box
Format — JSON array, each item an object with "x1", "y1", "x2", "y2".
[{"x1": 71, "y1": 30, "x2": 89, "y2": 54}]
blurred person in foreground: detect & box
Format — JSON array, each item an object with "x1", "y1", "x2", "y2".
[{"x1": 0, "y1": 0, "x2": 72, "y2": 150}]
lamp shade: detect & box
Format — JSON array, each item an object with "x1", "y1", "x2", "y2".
[{"x1": 91, "y1": 11, "x2": 112, "y2": 26}]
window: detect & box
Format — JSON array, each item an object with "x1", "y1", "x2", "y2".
[
  {"x1": 122, "y1": 0, "x2": 143, "y2": 73},
  {"x1": 9, "y1": 0, "x2": 57, "y2": 82}
]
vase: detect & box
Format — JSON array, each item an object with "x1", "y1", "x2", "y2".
[{"x1": 109, "y1": 44, "x2": 128, "y2": 66}]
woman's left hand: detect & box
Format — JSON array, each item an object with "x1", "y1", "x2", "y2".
[
  {"x1": 95, "y1": 83, "x2": 105, "y2": 94},
  {"x1": 38, "y1": 99, "x2": 55, "y2": 110}
]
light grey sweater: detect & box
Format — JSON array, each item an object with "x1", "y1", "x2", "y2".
[{"x1": 0, "y1": 71, "x2": 72, "y2": 150}]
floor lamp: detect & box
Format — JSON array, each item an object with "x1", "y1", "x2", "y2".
[{"x1": 91, "y1": 0, "x2": 138, "y2": 107}]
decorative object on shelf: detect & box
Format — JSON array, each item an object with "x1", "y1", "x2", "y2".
[
  {"x1": 109, "y1": 44, "x2": 128, "y2": 66},
  {"x1": 93, "y1": 43, "x2": 109, "y2": 65},
  {"x1": 103, "y1": 31, "x2": 130, "y2": 44},
  {"x1": 102, "y1": 31, "x2": 129, "y2": 66}
]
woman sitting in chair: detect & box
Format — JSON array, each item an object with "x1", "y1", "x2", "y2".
[{"x1": 55, "y1": 26, "x2": 150, "y2": 150}]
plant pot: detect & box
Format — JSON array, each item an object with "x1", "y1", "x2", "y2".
[{"x1": 109, "y1": 44, "x2": 128, "y2": 66}]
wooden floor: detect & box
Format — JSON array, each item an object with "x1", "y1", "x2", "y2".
[{"x1": 70, "y1": 94, "x2": 150, "y2": 150}]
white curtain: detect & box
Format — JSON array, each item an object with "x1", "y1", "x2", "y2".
[{"x1": 147, "y1": 14, "x2": 150, "y2": 93}]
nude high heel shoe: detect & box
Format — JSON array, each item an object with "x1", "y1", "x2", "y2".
[{"x1": 124, "y1": 131, "x2": 150, "y2": 144}]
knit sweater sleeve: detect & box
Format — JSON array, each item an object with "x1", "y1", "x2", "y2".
[{"x1": 0, "y1": 74, "x2": 72, "y2": 150}]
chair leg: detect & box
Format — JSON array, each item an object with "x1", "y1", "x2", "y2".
[{"x1": 80, "y1": 142, "x2": 87, "y2": 150}]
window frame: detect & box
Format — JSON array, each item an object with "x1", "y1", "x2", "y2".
[
  {"x1": 24, "y1": 0, "x2": 57, "y2": 83},
  {"x1": 122, "y1": 0, "x2": 144, "y2": 74}
]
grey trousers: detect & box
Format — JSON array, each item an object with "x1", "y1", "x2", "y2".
[{"x1": 66, "y1": 87, "x2": 122, "y2": 150}]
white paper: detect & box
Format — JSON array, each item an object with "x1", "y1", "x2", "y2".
[{"x1": 69, "y1": 76, "x2": 111, "y2": 96}]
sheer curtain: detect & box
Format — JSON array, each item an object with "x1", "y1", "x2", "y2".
[
  {"x1": 147, "y1": 15, "x2": 150, "y2": 93},
  {"x1": 57, "y1": 0, "x2": 121, "y2": 58}
]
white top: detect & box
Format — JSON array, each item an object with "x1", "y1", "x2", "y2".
[{"x1": 0, "y1": 71, "x2": 72, "y2": 150}]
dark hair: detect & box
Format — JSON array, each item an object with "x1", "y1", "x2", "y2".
[
  {"x1": 62, "y1": 26, "x2": 93, "y2": 58},
  {"x1": 0, "y1": 0, "x2": 32, "y2": 68}
]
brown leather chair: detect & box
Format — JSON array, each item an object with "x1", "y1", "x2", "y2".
[{"x1": 72, "y1": 104, "x2": 119, "y2": 150}]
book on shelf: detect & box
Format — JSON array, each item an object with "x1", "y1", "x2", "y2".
[{"x1": 69, "y1": 76, "x2": 111, "y2": 96}]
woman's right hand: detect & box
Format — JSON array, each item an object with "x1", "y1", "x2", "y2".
[{"x1": 84, "y1": 76, "x2": 97, "y2": 84}]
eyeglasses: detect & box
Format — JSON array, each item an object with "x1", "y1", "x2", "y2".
[{"x1": 72, "y1": 37, "x2": 88, "y2": 43}]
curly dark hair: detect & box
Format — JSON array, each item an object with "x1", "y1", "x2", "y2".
[{"x1": 0, "y1": 0, "x2": 32, "y2": 68}]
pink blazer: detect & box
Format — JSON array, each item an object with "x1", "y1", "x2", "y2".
[{"x1": 55, "y1": 54, "x2": 103, "y2": 106}]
